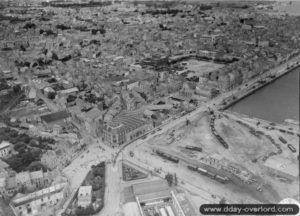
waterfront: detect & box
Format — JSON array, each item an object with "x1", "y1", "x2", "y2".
[
  {"x1": 228, "y1": 67, "x2": 299, "y2": 124},
  {"x1": 275, "y1": 1, "x2": 300, "y2": 16}
]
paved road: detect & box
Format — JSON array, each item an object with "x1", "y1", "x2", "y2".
[
  {"x1": 58, "y1": 56, "x2": 300, "y2": 215},
  {"x1": 114, "y1": 56, "x2": 300, "y2": 164},
  {"x1": 95, "y1": 162, "x2": 122, "y2": 216},
  {"x1": 58, "y1": 141, "x2": 116, "y2": 216}
]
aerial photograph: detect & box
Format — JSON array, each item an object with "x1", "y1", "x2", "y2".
[{"x1": 0, "y1": 0, "x2": 299, "y2": 216}]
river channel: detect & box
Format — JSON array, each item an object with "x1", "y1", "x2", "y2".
[{"x1": 227, "y1": 67, "x2": 299, "y2": 124}]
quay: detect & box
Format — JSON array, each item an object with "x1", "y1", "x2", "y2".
[{"x1": 219, "y1": 55, "x2": 300, "y2": 111}]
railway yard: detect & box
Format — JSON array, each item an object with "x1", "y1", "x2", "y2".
[{"x1": 124, "y1": 110, "x2": 299, "y2": 207}]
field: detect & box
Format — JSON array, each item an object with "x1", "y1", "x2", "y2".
[{"x1": 122, "y1": 161, "x2": 148, "y2": 181}]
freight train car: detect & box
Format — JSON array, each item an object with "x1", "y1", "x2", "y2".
[
  {"x1": 215, "y1": 175, "x2": 229, "y2": 183},
  {"x1": 156, "y1": 150, "x2": 179, "y2": 163},
  {"x1": 187, "y1": 165, "x2": 228, "y2": 183},
  {"x1": 279, "y1": 136, "x2": 287, "y2": 144},
  {"x1": 197, "y1": 167, "x2": 208, "y2": 174},
  {"x1": 187, "y1": 165, "x2": 198, "y2": 171},
  {"x1": 287, "y1": 144, "x2": 296, "y2": 153},
  {"x1": 215, "y1": 134, "x2": 229, "y2": 149},
  {"x1": 206, "y1": 171, "x2": 216, "y2": 179},
  {"x1": 185, "y1": 146, "x2": 202, "y2": 152}
]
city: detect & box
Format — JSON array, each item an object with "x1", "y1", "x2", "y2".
[{"x1": 0, "y1": 0, "x2": 299, "y2": 216}]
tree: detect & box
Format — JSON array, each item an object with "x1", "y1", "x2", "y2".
[
  {"x1": 165, "y1": 173, "x2": 173, "y2": 186},
  {"x1": 13, "y1": 85, "x2": 21, "y2": 93},
  {"x1": 76, "y1": 205, "x2": 95, "y2": 216},
  {"x1": 186, "y1": 119, "x2": 190, "y2": 126},
  {"x1": 27, "y1": 161, "x2": 47, "y2": 172},
  {"x1": 92, "y1": 176, "x2": 103, "y2": 191},
  {"x1": 219, "y1": 197, "x2": 226, "y2": 204},
  {"x1": 14, "y1": 142, "x2": 25, "y2": 151},
  {"x1": 93, "y1": 166, "x2": 104, "y2": 177},
  {"x1": 48, "y1": 92, "x2": 56, "y2": 99}
]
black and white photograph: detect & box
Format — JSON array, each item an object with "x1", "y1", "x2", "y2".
[{"x1": 0, "y1": 0, "x2": 299, "y2": 216}]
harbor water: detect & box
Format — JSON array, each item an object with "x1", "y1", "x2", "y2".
[
  {"x1": 276, "y1": 1, "x2": 300, "y2": 16},
  {"x1": 227, "y1": 67, "x2": 299, "y2": 124}
]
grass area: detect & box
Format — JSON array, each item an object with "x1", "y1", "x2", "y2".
[
  {"x1": 122, "y1": 162, "x2": 148, "y2": 181},
  {"x1": 0, "y1": 88, "x2": 24, "y2": 113},
  {"x1": 69, "y1": 162, "x2": 106, "y2": 216}
]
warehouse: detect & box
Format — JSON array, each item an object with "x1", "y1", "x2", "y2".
[{"x1": 132, "y1": 180, "x2": 186, "y2": 216}]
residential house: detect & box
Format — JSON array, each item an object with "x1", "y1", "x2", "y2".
[
  {"x1": 58, "y1": 87, "x2": 79, "y2": 96},
  {"x1": 30, "y1": 170, "x2": 47, "y2": 189},
  {"x1": 10, "y1": 182, "x2": 70, "y2": 216},
  {"x1": 16, "y1": 172, "x2": 32, "y2": 190},
  {"x1": 0, "y1": 141, "x2": 12, "y2": 158},
  {"x1": 5, "y1": 176, "x2": 18, "y2": 196},
  {"x1": 15, "y1": 170, "x2": 52, "y2": 192},
  {"x1": 77, "y1": 186, "x2": 92, "y2": 208},
  {"x1": 126, "y1": 81, "x2": 139, "y2": 91},
  {"x1": 0, "y1": 177, "x2": 6, "y2": 195},
  {"x1": 180, "y1": 82, "x2": 195, "y2": 98}
]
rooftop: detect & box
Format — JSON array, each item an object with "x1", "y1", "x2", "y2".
[
  {"x1": 16, "y1": 172, "x2": 31, "y2": 183},
  {"x1": 30, "y1": 170, "x2": 43, "y2": 179},
  {"x1": 11, "y1": 183, "x2": 67, "y2": 207},
  {"x1": 0, "y1": 141, "x2": 11, "y2": 150},
  {"x1": 40, "y1": 110, "x2": 70, "y2": 124},
  {"x1": 105, "y1": 112, "x2": 148, "y2": 134},
  {"x1": 78, "y1": 185, "x2": 92, "y2": 197},
  {"x1": 0, "y1": 177, "x2": 6, "y2": 188}
]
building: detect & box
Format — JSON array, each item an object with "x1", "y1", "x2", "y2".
[
  {"x1": 14, "y1": 170, "x2": 52, "y2": 192},
  {"x1": 103, "y1": 113, "x2": 152, "y2": 147},
  {"x1": 16, "y1": 172, "x2": 32, "y2": 190},
  {"x1": 40, "y1": 110, "x2": 71, "y2": 125},
  {"x1": 131, "y1": 180, "x2": 188, "y2": 216},
  {"x1": 58, "y1": 87, "x2": 79, "y2": 96},
  {"x1": 5, "y1": 176, "x2": 18, "y2": 196},
  {"x1": 180, "y1": 82, "x2": 195, "y2": 98},
  {"x1": 10, "y1": 182, "x2": 70, "y2": 216},
  {"x1": 0, "y1": 141, "x2": 12, "y2": 158},
  {"x1": 126, "y1": 81, "x2": 139, "y2": 90},
  {"x1": 30, "y1": 170, "x2": 49, "y2": 189},
  {"x1": 77, "y1": 186, "x2": 92, "y2": 208},
  {"x1": 0, "y1": 177, "x2": 6, "y2": 195}
]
